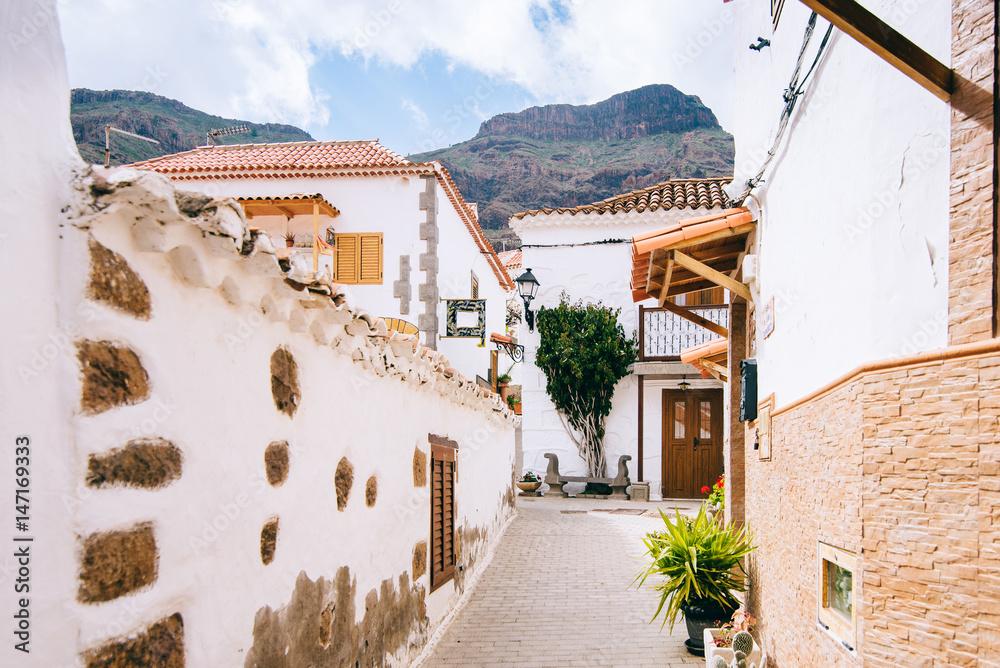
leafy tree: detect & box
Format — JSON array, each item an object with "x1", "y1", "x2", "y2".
[{"x1": 535, "y1": 293, "x2": 638, "y2": 477}]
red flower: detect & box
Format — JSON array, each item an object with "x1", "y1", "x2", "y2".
[
  {"x1": 717, "y1": 477, "x2": 725, "y2": 487},
  {"x1": 701, "y1": 486, "x2": 710, "y2": 494}
]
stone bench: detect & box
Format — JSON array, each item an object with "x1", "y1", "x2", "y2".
[{"x1": 543, "y1": 453, "x2": 632, "y2": 500}]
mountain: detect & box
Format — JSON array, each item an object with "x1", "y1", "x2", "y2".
[
  {"x1": 71, "y1": 89, "x2": 314, "y2": 166},
  {"x1": 409, "y1": 84, "x2": 734, "y2": 235}
]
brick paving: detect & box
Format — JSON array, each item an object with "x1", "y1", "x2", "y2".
[{"x1": 421, "y1": 495, "x2": 705, "y2": 668}]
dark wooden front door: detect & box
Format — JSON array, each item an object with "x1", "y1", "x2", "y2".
[{"x1": 662, "y1": 389, "x2": 724, "y2": 499}]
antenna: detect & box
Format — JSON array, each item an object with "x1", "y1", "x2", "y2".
[
  {"x1": 105, "y1": 125, "x2": 160, "y2": 167},
  {"x1": 207, "y1": 124, "x2": 250, "y2": 145}
]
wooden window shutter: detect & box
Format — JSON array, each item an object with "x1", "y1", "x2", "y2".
[
  {"x1": 358, "y1": 233, "x2": 382, "y2": 284},
  {"x1": 430, "y1": 436, "x2": 457, "y2": 591},
  {"x1": 333, "y1": 234, "x2": 358, "y2": 283},
  {"x1": 332, "y1": 233, "x2": 382, "y2": 284}
]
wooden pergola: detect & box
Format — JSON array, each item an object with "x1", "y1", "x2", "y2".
[{"x1": 238, "y1": 194, "x2": 340, "y2": 272}]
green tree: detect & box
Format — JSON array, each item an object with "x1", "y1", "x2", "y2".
[{"x1": 535, "y1": 293, "x2": 638, "y2": 477}]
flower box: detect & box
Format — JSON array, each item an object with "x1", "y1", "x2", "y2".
[{"x1": 704, "y1": 629, "x2": 764, "y2": 667}]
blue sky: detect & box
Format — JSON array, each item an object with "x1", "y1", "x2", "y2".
[{"x1": 59, "y1": 0, "x2": 735, "y2": 156}]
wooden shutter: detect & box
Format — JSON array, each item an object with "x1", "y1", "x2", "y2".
[
  {"x1": 333, "y1": 234, "x2": 358, "y2": 283},
  {"x1": 430, "y1": 437, "x2": 457, "y2": 590},
  {"x1": 358, "y1": 233, "x2": 382, "y2": 284},
  {"x1": 332, "y1": 233, "x2": 382, "y2": 284}
]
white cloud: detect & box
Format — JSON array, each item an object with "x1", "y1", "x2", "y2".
[
  {"x1": 58, "y1": 0, "x2": 734, "y2": 132},
  {"x1": 400, "y1": 97, "x2": 429, "y2": 128}
]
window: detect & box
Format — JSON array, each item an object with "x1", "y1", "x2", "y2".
[
  {"x1": 772, "y1": 0, "x2": 785, "y2": 30},
  {"x1": 818, "y1": 542, "x2": 857, "y2": 651},
  {"x1": 430, "y1": 435, "x2": 457, "y2": 591},
  {"x1": 471, "y1": 271, "x2": 479, "y2": 300},
  {"x1": 332, "y1": 233, "x2": 382, "y2": 284}
]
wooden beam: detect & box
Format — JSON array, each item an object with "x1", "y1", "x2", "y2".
[
  {"x1": 659, "y1": 222, "x2": 756, "y2": 255},
  {"x1": 688, "y1": 242, "x2": 747, "y2": 264},
  {"x1": 312, "y1": 202, "x2": 319, "y2": 273},
  {"x1": 645, "y1": 249, "x2": 664, "y2": 293},
  {"x1": 658, "y1": 300, "x2": 730, "y2": 338},
  {"x1": 672, "y1": 251, "x2": 753, "y2": 303},
  {"x1": 666, "y1": 279, "x2": 718, "y2": 297},
  {"x1": 799, "y1": 0, "x2": 952, "y2": 102},
  {"x1": 657, "y1": 259, "x2": 675, "y2": 307},
  {"x1": 699, "y1": 359, "x2": 729, "y2": 382}
]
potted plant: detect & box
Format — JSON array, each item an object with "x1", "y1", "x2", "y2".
[
  {"x1": 283, "y1": 231, "x2": 296, "y2": 248},
  {"x1": 705, "y1": 608, "x2": 763, "y2": 667},
  {"x1": 701, "y1": 475, "x2": 725, "y2": 518},
  {"x1": 636, "y1": 504, "x2": 756, "y2": 656},
  {"x1": 496, "y1": 363, "x2": 513, "y2": 401},
  {"x1": 515, "y1": 471, "x2": 542, "y2": 495},
  {"x1": 506, "y1": 394, "x2": 522, "y2": 415}
]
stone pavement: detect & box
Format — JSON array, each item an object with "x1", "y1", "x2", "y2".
[{"x1": 421, "y1": 495, "x2": 706, "y2": 668}]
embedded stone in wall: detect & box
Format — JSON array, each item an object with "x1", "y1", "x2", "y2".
[
  {"x1": 87, "y1": 238, "x2": 151, "y2": 319},
  {"x1": 78, "y1": 523, "x2": 157, "y2": 603},
  {"x1": 87, "y1": 438, "x2": 182, "y2": 489},
  {"x1": 412, "y1": 542, "x2": 427, "y2": 581},
  {"x1": 245, "y1": 567, "x2": 428, "y2": 667},
  {"x1": 83, "y1": 612, "x2": 184, "y2": 668},
  {"x1": 335, "y1": 458, "x2": 354, "y2": 511},
  {"x1": 413, "y1": 447, "x2": 427, "y2": 487},
  {"x1": 77, "y1": 340, "x2": 150, "y2": 415},
  {"x1": 393, "y1": 255, "x2": 412, "y2": 315},
  {"x1": 270, "y1": 347, "x2": 300, "y2": 417},
  {"x1": 366, "y1": 476, "x2": 378, "y2": 507},
  {"x1": 261, "y1": 518, "x2": 279, "y2": 565},
  {"x1": 265, "y1": 441, "x2": 290, "y2": 487}
]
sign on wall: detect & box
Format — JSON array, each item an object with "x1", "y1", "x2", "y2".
[
  {"x1": 444, "y1": 299, "x2": 486, "y2": 346},
  {"x1": 761, "y1": 296, "x2": 775, "y2": 339}
]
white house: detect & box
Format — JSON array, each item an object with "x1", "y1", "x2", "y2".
[
  {"x1": 510, "y1": 178, "x2": 738, "y2": 500},
  {"x1": 132, "y1": 141, "x2": 514, "y2": 382}
]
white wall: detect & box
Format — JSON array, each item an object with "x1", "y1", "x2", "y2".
[
  {"x1": 513, "y1": 209, "x2": 724, "y2": 496},
  {"x1": 0, "y1": 15, "x2": 517, "y2": 662},
  {"x1": 731, "y1": 0, "x2": 951, "y2": 406}
]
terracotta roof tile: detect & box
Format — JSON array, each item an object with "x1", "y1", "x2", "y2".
[
  {"x1": 129, "y1": 140, "x2": 409, "y2": 174},
  {"x1": 511, "y1": 177, "x2": 732, "y2": 220},
  {"x1": 498, "y1": 249, "x2": 522, "y2": 271}
]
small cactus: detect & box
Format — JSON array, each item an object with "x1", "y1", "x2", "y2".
[
  {"x1": 712, "y1": 656, "x2": 728, "y2": 668},
  {"x1": 732, "y1": 630, "x2": 755, "y2": 656}
]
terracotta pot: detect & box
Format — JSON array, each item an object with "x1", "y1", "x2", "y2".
[
  {"x1": 515, "y1": 480, "x2": 541, "y2": 493},
  {"x1": 498, "y1": 382, "x2": 510, "y2": 401},
  {"x1": 285, "y1": 239, "x2": 295, "y2": 247},
  {"x1": 513, "y1": 402, "x2": 522, "y2": 415}
]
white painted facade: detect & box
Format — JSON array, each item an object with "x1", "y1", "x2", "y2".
[
  {"x1": 729, "y1": 0, "x2": 951, "y2": 406},
  {"x1": 512, "y1": 209, "x2": 724, "y2": 499},
  {"x1": 176, "y1": 174, "x2": 509, "y2": 384},
  {"x1": 0, "y1": 8, "x2": 516, "y2": 665}
]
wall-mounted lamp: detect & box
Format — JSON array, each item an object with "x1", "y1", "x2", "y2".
[
  {"x1": 679, "y1": 376, "x2": 691, "y2": 392},
  {"x1": 749, "y1": 37, "x2": 771, "y2": 51},
  {"x1": 515, "y1": 268, "x2": 540, "y2": 332}
]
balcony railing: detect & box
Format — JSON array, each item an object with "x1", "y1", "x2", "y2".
[{"x1": 639, "y1": 305, "x2": 729, "y2": 360}]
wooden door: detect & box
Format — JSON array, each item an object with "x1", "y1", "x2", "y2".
[{"x1": 662, "y1": 389, "x2": 723, "y2": 499}]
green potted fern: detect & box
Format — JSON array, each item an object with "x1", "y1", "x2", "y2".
[{"x1": 636, "y1": 504, "x2": 756, "y2": 656}]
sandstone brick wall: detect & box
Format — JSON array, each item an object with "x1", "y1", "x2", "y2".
[
  {"x1": 745, "y1": 380, "x2": 864, "y2": 667},
  {"x1": 949, "y1": 0, "x2": 996, "y2": 345},
  {"x1": 746, "y1": 352, "x2": 1000, "y2": 667}
]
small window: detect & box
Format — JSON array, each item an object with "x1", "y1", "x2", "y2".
[
  {"x1": 430, "y1": 435, "x2": 457, "y2": 591},
  {"x1": 332, "y1": 233, "x2": 382, "y2": 284},
  {"x1": 818, "y1": 542, "x2": 857, "y2": 651},
  {"x1": 772, "y1": 0, "x2": 785, "y2": 29},
  {"x1": 471, "y1": 272, "x2": 479, "y2": 300}
]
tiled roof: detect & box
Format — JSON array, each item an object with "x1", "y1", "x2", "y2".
[
  {"x1": 511, "y1": 178, "x2": 732, "y2": 220},
  {"x1": 498, "y1": 249, "x2": 522, "y2": 271},
  {"x1": 129, "y1": 140, "x2": 410, "y2": 174}
]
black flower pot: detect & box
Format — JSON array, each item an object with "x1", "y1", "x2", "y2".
[{"x1": 680, "y1": 599, "x2": 737, "y2": 656}]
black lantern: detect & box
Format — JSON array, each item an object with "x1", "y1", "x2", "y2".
[
  {"x1": 678, "y1": 376, "x2": 691, "y2": 392},
  {"x1": 516, "y1": 268, "x2": 540, "y2": 332}
]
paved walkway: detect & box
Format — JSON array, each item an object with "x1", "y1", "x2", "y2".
[{"x1": 421, "y1": 495, "x2": 705, "y2": 668}]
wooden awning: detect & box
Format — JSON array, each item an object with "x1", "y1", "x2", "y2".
[
  {"x1": 630, "y1": 207, "x2": 755, "y2": 306},
  {"x1": 680, "y1": 337, "x2": 728, "y2": 382},
  {"x1": 237, "y1": 194, "x2": 340, "y2": 219}
]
